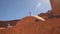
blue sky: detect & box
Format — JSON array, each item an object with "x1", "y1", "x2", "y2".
[{"x1": 0, "y1": 0, "x2": 51, "y2": 21}]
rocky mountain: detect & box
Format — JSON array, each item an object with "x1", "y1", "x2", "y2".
[{"x1": 0, "y1": 19, "x2": 19, "y2": 27}]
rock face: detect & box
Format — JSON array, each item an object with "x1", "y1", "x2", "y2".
[
  {"x1": 15, "y1": 16, "x2": 45, "y2": 34},
  {"x1": 0, "y1": 0, "x2": 60, "y2": 34},
  {"x1": 38, "y1": 10, "x2": 52, "y2": 19},
  {"x1": 0, "y1": 20, "x2": 19, "y2": 27},
  {"x1": 6, "y1": 16, "x2": 60, "y2": 34},
  {"x1": 50, "y1": 0, "x2": 60, "y2": 16},
  {"x1": 6, "y1": 16, "x2": 45, "y2": 34}
]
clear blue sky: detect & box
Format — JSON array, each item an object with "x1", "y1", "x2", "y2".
[{"x1": 0, "y1": 0, "x2": 51, "y2": 21}]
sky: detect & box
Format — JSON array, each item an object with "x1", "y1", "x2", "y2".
[{"x1": 0, "y1": 0, "x2": 51, "y2": 21}]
